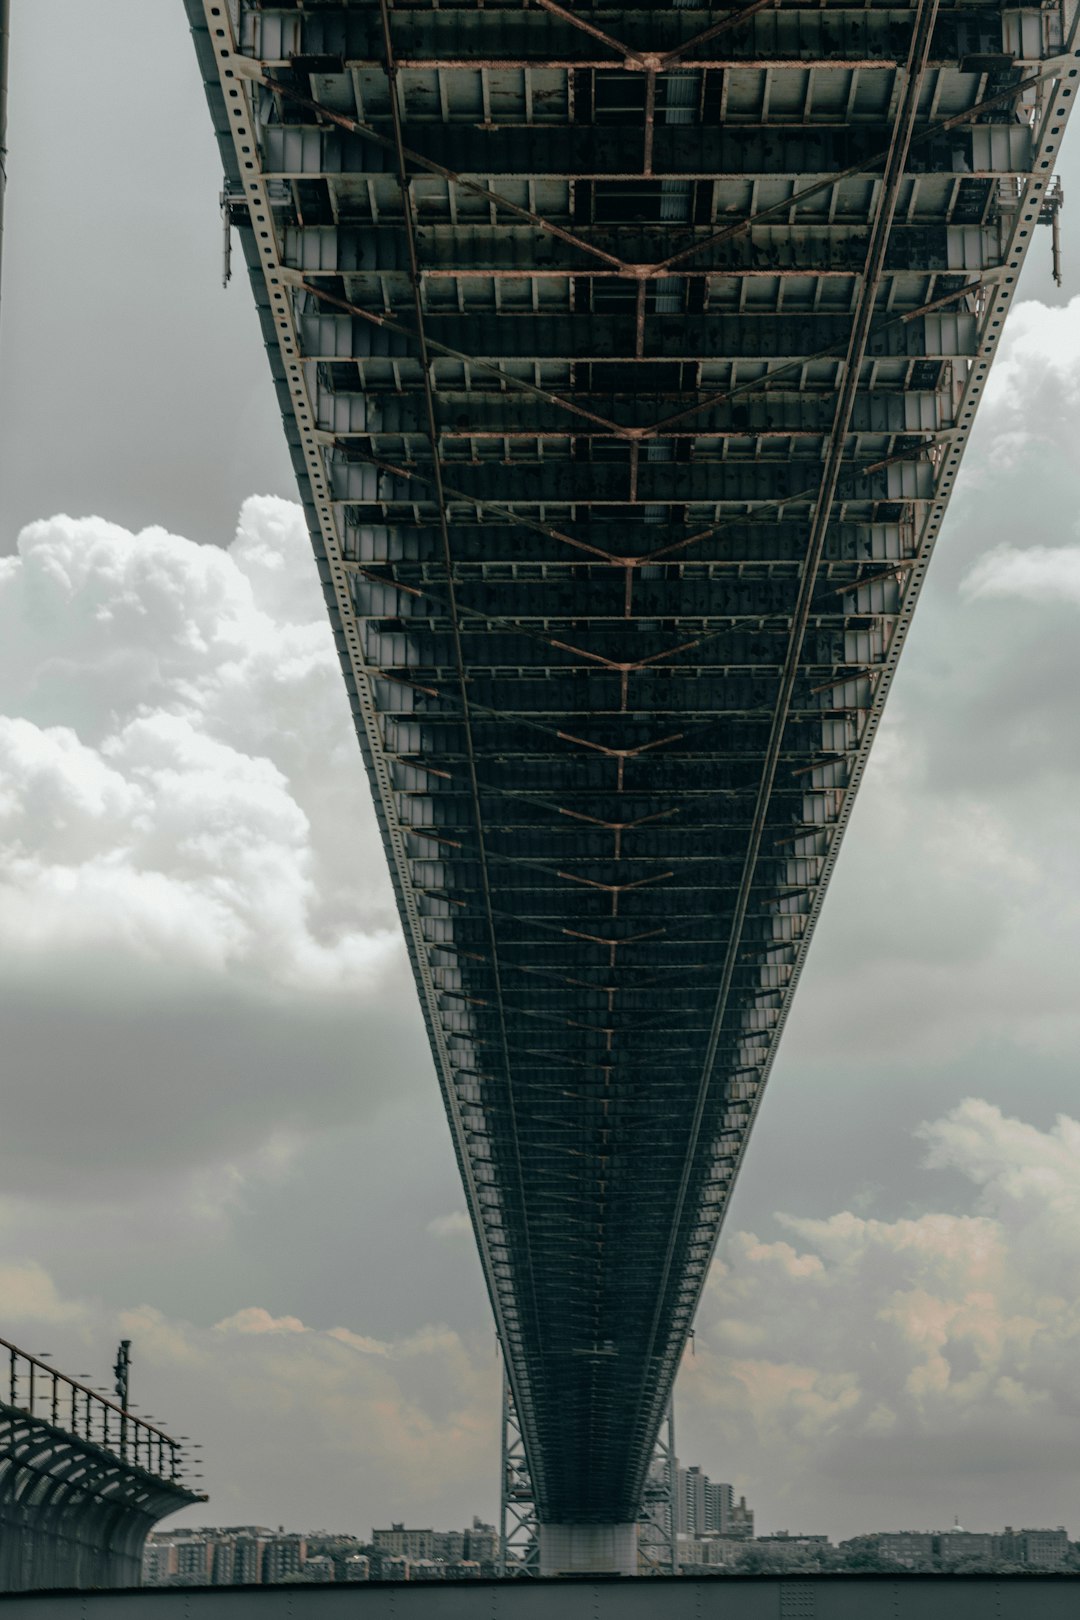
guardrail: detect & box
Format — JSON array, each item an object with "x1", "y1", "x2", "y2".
[{"x1": 1, "y1": 1337, "x2": 186, "y2": 1484}]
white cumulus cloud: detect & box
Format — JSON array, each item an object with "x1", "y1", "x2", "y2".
[
  {"x1": 962, "y1": 543, "x2": 1080, "y2": 607},
  {"x1": 0, "y1": 499, "x2": 430, "y2": 1205},
  {"x1": 0, "y1": 499, "x2": 397, "y2": 988}
]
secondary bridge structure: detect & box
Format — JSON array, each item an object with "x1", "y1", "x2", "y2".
[
  {"x1": 188, "y1": 0, "x2": 1076, "y2": 1575},
  {"x1": 0, "y1": 1338, "x2": 202, "y2": 1591}
]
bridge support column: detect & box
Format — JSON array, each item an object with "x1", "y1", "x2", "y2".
[{"x1": 538, "y1": 1523, "x2": 638, "y2": 1577}]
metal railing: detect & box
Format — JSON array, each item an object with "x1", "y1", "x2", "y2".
[{"x1": 1, "y1": 1337, "x2": 186, "y2": 1484}]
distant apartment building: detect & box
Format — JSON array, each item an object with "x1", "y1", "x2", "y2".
[
  {"x1": 447, "y1": 1560, "x2": 482, "y2": 1579},
  {"x1": 303, "y1": 1556, "x2": 335, "y2": 1583},
  {"x1": 142, "y1": 1540, "x2": 177, "y2": 1585},
  {"x1": 677, "y1": 1536, "x2": 739, "y2": 1568},
  {"x1": 342, "y1": 1555, "x2": 371, "y2": 1581},
  {"x1": 263, "y1": 1534, "x2": 306, "y2": 1583},
  {"x1": 464, "y1": 1518, "x2": 499, "y2": 1566},
  {"x1": 935, "y1": 1530, "x2": 994, "y2": 1565},
  {"x1": 999, "y1": 1528, "x2": 1069, "y2": 1568},
  {"x1": 174, "y1": 1538, "x2": 212, "y2": 1585},
  {"x1": 875, "y1": 1532, "x2": 934, "y2": 1568},
  {"x1": 232, "y1": 1532, "x2": 269, "y2": 1584},
  {"x1": 410, "y1": 1560, "x2": 443, "y2": 1581},
  {"x1": 706, "y1": 1481, "x2": 733, "y2": 1533},
  {"x1": 727, "y1": 1495, "x2": 754, "y2": 1539},
  {"x1": 674, "y1": 1466, "x2": 752, "y2": 1539},
  {"x1": 842, "y1": 1525, "x2": 1071, "y2": 1572},
  {"x1": 373, "y1": 1524, "x2": 435, "y2": 1561},
  {"x1": 433, "y1": 1530, "x2": 465, "y2": 1561},
  {"x1": 756, "y1": 1534, "x2": 830, "y2": 1560},
  {"x1": 678, "y1": 1465, "x2": 708, "y2": 1536},
  {"x1": 208, "y1": 1538, "x2": 235, "y2": 1586},
  {"x1": 379, "y1": 1554, "x2": 410, "y2": 1580}
]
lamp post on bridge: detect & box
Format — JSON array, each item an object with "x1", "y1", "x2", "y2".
[{"x1": 113, "y1": 1340, "x2": 131, "y2": 1461}]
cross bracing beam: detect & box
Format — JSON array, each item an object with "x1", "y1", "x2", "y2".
[
  {"x1": 284, "y1": 223, "x2": 997, "y2": 276},
  {"x1": 299, "y1": 309, "x2": 979, "y2": 361},
  {"x1": 188, "y1": 0, "x2": 1080, "y2": 1534},
  {"x1": 328, "y1": 454, "x2": 936, "y2": 505},
  {"x1": 241, "y1": 6, "x2": 1037, "y2": 71},
  {"x1": 262, "y1": 121, "x2": 1033, "y2": 180},
  {"x1": 322, "y1": 391, "x2": 944, "y2": 436}
]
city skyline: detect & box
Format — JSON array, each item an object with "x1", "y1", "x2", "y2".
[
  {"x1": 4, "y1": 0, "x2": 1080, "y2": 1546},
  {"x1": 140, "y1": 1511, "x2": 1078, "y2": 1587}
]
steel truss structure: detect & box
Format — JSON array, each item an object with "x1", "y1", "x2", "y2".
[
  {"x1": 500, "y1": 1369, "x2": 540, "y2": 1576},
  {"x1": 500, "y1": 1373, "x2": 675, "y2": 1575},
  {"x1": 0, "y1": 1338, "x2": 203, "y2": 1591},
  {"x1": 188, "y1": 0, "x2": 1080, "y2": 1531},
  {"x1": 637, "y1": 1399, "x2": 678, "y2": 1575}
]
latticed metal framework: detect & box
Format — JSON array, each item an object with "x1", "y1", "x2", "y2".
[
  {"x1": 637, "y1": 1400, "x2": 678, "y2": 1574},
  {"x1": 499, "y1": 1369, "x2": 540, "y2": 1575},
  {"x1": 189, "y1": 0, "x2": 1078, "y2": 1528}
]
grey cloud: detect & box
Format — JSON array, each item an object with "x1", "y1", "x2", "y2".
[
  {"x1": 0, "y1": 1273, "x2": 500, "y2": 1536},
  {"x1": 0, "y1": 500, "x2": 424, "y2": 1215},
  {"x1": 9, "y1": 1097, "x2": 1080, "y2": 1541},
  {"x1": 682, "y1": 1102, "x2": 1080, "y2": 1537},
  {"x1": 0, "y1": 965, "x2": 427, "y2": 1199},
  {"x1": 0, "y1": 2, "x2": 294, "y2": 553}
]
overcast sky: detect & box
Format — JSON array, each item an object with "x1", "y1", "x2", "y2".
[{"x1": 3, "y1": 0, "x2": 1080, "y2": 1545}]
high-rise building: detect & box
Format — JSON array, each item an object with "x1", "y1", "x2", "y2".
[
  {"x1": 705, "y1": 1481, "x2": 733, "y2": 1534},
  {"x1": 677, "y1": 1466, "x2": 707, "y2": 1536},
  {"x1": 675, "y1": 1466, "x2": 750, "y2": 1538}
]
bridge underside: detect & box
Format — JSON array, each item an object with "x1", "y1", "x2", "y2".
[
  {"x1": 189, "y1": 0, "x2": 1077, "y2": 1529},
  {"x1": 0, "y1": 1406, "x2": 200, "y2": 1592}
]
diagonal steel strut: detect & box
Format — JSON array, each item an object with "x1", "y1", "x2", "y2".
[
  {"x1": 626, "y1": 0, "x2": 942, "y2": 1492},
  {"x1": 375, "y1": 0, "x2": 550, "y2": 1501}
]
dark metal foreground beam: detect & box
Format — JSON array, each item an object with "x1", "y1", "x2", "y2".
[
  {"x1": 2, "y1": 1576, "x2": 1079, "y2": 1617},
  {"x1": 244, "y1": 64, "x2": 1049, "y2": 284},
  {"x1": 239, "y1": 4, "x2": 1021, "y2": 72}
]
